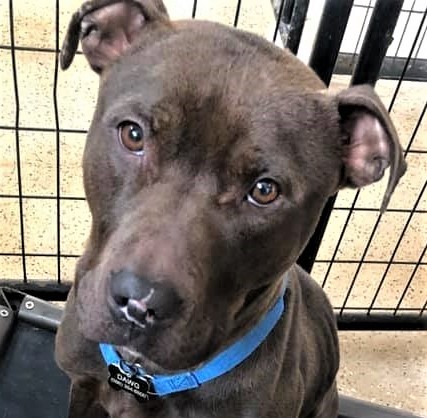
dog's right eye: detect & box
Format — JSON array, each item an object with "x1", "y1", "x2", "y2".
[{"x1": 119, "y1": 122, "x2": 145, "y2": 154}]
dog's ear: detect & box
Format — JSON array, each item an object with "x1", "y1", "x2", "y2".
[
  {"x1": 60, "y1": 0, "x2": 169, "y2": 73},
  {"x1": 334, "y1": 85, "x2": 407, "y2": 212}
]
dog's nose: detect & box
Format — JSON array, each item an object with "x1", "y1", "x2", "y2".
[{"x1": 109, "y1": 270, "x2": 181, "y2": 326}]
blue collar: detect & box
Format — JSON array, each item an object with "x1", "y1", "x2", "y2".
[{"x1": 99, "y1": 275, "x2": 289, "y2": 400}]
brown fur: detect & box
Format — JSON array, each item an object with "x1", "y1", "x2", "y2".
[{"x1": 55, "y1": 1, "x2": 407, "y2": 417}]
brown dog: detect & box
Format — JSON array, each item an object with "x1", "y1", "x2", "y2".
[{"x1": 55, "y1": 1, "x2": 407, "y2": 417}]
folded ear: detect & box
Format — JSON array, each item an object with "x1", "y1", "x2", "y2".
[
  {"x1": 60, "y1": 0, "x2": 169, "y2": 74},
  {"x1": 336, "y1": 85, "x2": 407, "y2": 212}
]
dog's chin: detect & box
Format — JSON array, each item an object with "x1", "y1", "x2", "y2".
[{"x1": 75, "y1": 300, "x2": 220, "y2": 372}]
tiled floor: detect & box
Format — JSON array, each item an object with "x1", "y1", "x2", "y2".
[{"x1": 0, "y1": 0, "x2": 426, "y2": 415}]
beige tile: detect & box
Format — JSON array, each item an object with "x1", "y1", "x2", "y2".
[
  {"x1": 12, "y1": 0, "x2": 56, "y2": 49},
  {"x1": 338, "y1": 331, "x2": 427, "y2": 416},
  {"x1": 60, "y1": 256, "x2": 78, "y2": 283},
  {"x1": 23, "y1": 198, "x2": 57, "y2": 253},
  {"x1": 15, "y1": 51, "x2": 56, "y2": 129},
  {"x1": 371, "y1": 264, "x2": 426, "y2": 310},
  {"x1": 26, "y1": 256, "x2": 58, "y2": 281},
  {"x1": 0, "y1": 50, "x2": 15, "y2": 127},
  {"x1": 0, "y1": 199, "x2": 21, "y2": 253},
  {"x1": 0, "y1": 129, "x2": 18, "y2": 195},
  {"x1": 342, "y1": 263, "x2": 388, "y2": 309},
  {"x1": 364, "y1": 212, "x2": 410, "y2": 261},
  {"x1": 0, "y1": 1, "x2": 9, "y2": 46},
  {"x1": 0, "y1": 256, "x2": 23, "y2": 280},
  {"x1": 387, "y1": 153, "x2": 427, "y2": 211},
  {"x1": 312, "y1": 262, "x2": 358, "y2": 308},
  {"x1": 57, "y1": 53, "x2": 98, "y2": 130},
  {"x1": 315, "y1": 210, "x2": 350, "y2": 260},
  {"x1": 394, "y1": 213, "x2": 427, "y2": 262},
  {"x1": 230, "y1": 0, "x2": 276, "y2": 38},
  {"x1": 192, "y1": 0, "x2": 236, "y2": 26},
  {"x1": 60, "y1": 132, "x2": 86, "y2": 197},
  {"x1": 398, "y1": 265, "x2": 427, "y2": 310},
  {"x1": 60, "y1": 199, "x2": 91, "y2": 255},
  {"x1": 163, "y1": 0, "x2": 195, "y2": 20},
  {"x1": 333, "y1": 210, "x2": 379, "y2": 261},
  {"x1": 20, "y1": 131, "x2": 57, "y2": 196},
  {"x1": 411, "y1": 107, "x2": 427, "y2": 151}
]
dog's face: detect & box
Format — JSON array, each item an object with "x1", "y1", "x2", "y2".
[{"x1": 62, "y1": 0, "x2": 406, "y2": 371}]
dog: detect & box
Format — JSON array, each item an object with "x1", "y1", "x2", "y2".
[{"x1": 55, "y1": 1, "x2": 407, "y2": 417}]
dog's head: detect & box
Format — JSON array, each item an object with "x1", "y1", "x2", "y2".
[{"x1": 62, "y1": 0, "x2": 406, "y2": 371}]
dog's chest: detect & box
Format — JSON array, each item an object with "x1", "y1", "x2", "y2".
[
  {"x1": 101, "y1": 386, "x2": 220, "y2": 418},
  {"x1": 101, "y1": 384, "x2": 266, "y2": 418}
]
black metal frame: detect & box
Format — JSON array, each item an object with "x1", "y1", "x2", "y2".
[{"x1": 0, "y1": 0, "x2": 426, "y2": 331}]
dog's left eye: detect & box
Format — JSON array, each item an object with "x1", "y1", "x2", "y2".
[
  {"x1": 119, "y1": 122, "x2": 145, "y2": 154},
  {"x1": 247, "y1": 179, "x2": 280, "y2": 207}
]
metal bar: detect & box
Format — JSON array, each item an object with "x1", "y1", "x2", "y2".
[
  {"x1": 421, "y1": 299, "x2": 427, "y2": 316},
  {"x1": 0, "y1": 125, "x2": 87, "y2": 134},
  {"x1": 282, "y1": 0, "x2": 295, "y2": 24},
  {"x1": 308, "y1": 0, "x2": 354, "y2": 85},
  {"x1": 192, "y1": 0, "x2": 197, "y2": 18},
  {"x1": 403, "y1": 101, "x2": 426, "y2": 157},
  {"x1": 350, "y1": 0, "x2": 373, "y2": 67},
  {"x1": 8, "y1": 0, "x2": 27, "y2": 283},
  {"x1": 315, "y1": 260, "x2": 427, "y2": 265},
  {"x1": 0, "y1": 45, "x2": 81, "y2": 55},
  {"x1": 336, "y1": 306, "x2": 422, "y2": 312},
  {"x1": 286, "y1": 0, "x2": 310, "y2": 55},
  {"x1": 233, "y1": 0, "x2": 242, "y2": 27},
  {"x1": 387, "y1": 8, "x2": 427, "y2": 111},
  {"x1": 351, "y1": 0, "x2": 404, "y2": 86},
  {"x1": 321, "y1": 203, "x2": 356, "y2": 288},
  {"x1": 336, "y1": 312, "x2": 426, "y2": 331},
  {"x1": 297, "y1": 0, "x2": 353, "y2": 273},
  {"x1": 0, "y1": 252, "x2": 79, "y2": 257},
  {"x1": 54, "y1": 0, "x2": 61, "y2": 284},
  {"x1": 394, "y1": 243, "x2": 427, "y2": 315},
  {"x1": 352, "y1": 3, "x2": 425, "y2": 14},
  {"x1": 335, "y1": 53, "x2": 427, "y2": 82},
  {"x1": 273, "y1": 0, "x2": 286, "y2": 43},
  {"x1": 298, "y1": 196, "x2": 337, "y2": 273},
  {"x1": 0, "y1": 195, "x2": 85, "y2": 200},
  {"x1": 332, "y1": 207, "x2": 426, "y2": 213},
  {"x1": 413, "y1": 20, "x2": 427, "y2": 60},
  {"x1": 338, "y1": 214, "x2": 383, "y2": 315},
  {"x1": 0, "y1": 282, "x2": 71, "y2": 302},
  {"x1": 367, "y1": 181, "x2": 427, "y2": 314},
  {"x1": 393, "y1": 0, "x2": 416, "y2": 59}
]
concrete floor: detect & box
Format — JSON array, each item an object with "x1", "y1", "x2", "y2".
[{"x1": 0, "y1": 0, "x2": 426, "y2": 415}]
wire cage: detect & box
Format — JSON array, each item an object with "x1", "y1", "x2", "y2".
[{"x1": 0, "y1": 0, "x2": 426, "y2": 332}]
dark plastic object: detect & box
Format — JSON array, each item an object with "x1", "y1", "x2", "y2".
[
  {"x1": 0, "y1": 289, "x2": 423, "y2": 418},
  {"x1": 0, "y1": 288, "x2": 70, "y2": 418}
]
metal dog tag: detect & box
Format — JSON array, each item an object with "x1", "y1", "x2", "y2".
[{"x1": 107, "y1": 364, "x2": 154, "y2": 402}]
